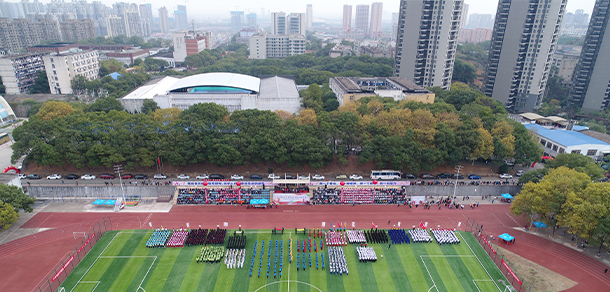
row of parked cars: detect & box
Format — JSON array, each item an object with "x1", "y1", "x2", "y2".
[{"x1": 21, "y1": 173, "x2": 166, "y2": 180}]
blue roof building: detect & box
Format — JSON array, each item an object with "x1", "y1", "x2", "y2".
[
  {"x1": 108, "y1": 72, "x2": 122, "y2": 80},
  {"x1": 524, "y1": 124, "x2": 610, "y2": 160}
]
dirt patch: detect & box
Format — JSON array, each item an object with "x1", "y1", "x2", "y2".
[
  {"x1": 22, "y1": 156, "x2": 500, "y2": 178},
  {"x1": 497, "y1": 247, "x2": 577, "y2": 292}
]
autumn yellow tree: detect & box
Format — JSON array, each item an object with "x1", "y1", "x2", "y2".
[
  {"x1": 560, "y1": 182, "x2": 610, "y2": 238},
  {"x1": 407, "y1": 109, "x2": 437, "y2": 146},
  {"x1": 153, "y1": 107, "x2": 182, "y2": 123},
  {"x1": 374, "y1": 108, "x2": 410, "y2": 136},
  {"x1": 297, "y1": 108, "x2": 318, "y2": 126},
  {"x1": 36, "y1": 101, "x2": 74, "y2": 121},
  {"x1": 470, "y1": 127, "x2": 494, "y2": 160},
  {"x1": 274, "y1": 110, "x2": 293, "y2": 121},
  {"x1": 491, "y1": 120, "x2": 516, "y2": 155},
  {"x1": 338, "y1": 101, "x2": 358, "y2": 113},
  {"x1": 367, "y1": 99, "x2": 384, "y2": 116}
]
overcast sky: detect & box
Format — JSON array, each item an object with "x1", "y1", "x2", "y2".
[{"x1": 45, "y1": 0, "x2": 599, "y2": 20}]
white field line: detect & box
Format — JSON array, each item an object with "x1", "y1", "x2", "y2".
[{"x1": 458, "y1": 232, "x2": 504, "y2": 292}]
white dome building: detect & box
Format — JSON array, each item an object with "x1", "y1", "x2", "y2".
[{"x1": 0, "y1": 95, "x2": 16, "y2": 123}]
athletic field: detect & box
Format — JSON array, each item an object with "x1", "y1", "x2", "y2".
[{"x1": 59, "y1": 229, "x2": 511, "y2": 292}]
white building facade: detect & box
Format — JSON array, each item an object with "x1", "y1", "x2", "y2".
[{"x1": 43, "y1": 50, "x2": 100, "y2": 95}]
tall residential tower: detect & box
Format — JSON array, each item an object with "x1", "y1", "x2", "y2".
[
  {"x1": 306, "y1": 4, "x2": 313, "y2": 29},
  {"x1": 482, "y1": 0, "x2": 566, "y2": 112},
  {"x1": 355, "y1": 4, "x2": 369, "y2": 36},
  {"x1": 370, "y1": 2, "x2": 383, "y2": 38},
  {"x1": 343, "y1": 5, "x2": 352, "y2": 31},
  {"x1": 393, "y1": 0, "x2": 463, "y2": 90}
]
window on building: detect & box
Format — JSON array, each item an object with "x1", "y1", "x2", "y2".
[
  {"x1": 571, "y1": 150, "x2": 581, "y2": 154},
  {"x1": 587, "y1": 149, "x2": 597, "y2": 156},
  {"x1": 540, "y1": 139, "x2": 546, "y2": 146},
  {"x1": 546, "y1": 142, "x2": 552, "y2": 148},
  {"x1": 559, "y1": 148, "x2": 565, "y2": 154}
]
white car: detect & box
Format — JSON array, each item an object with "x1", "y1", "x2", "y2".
[
  {"x1": 268, "y1": 174, "x2": 280, "y2": 179},
  {"x1": 298, "y1": 175, "x2": 310, "y2": 180},
  {"x1": 312, "y1": 174, "x2": 325, "y2": 180},
  {"x1": 349, "y1": 174, "x2": 363, "y2": 180},
  {"x1": 81, "y1": 174, "x2": 96, "y2": 180},
  {"x1": 499, "y1": 173, "x2": 513, "y2": 179},
  {"x1": 47, "y1": 174, "x2": 62, "y2": 180},
  {"x1": 515, "y1": 170, "x2": 525, "y2": 177},
  {"x1": 177, "y1": 174, "x2": 190, "y2": 180},
  {"x1": 196, "y1": 174, "x2": 209, "y2": 180},
  {"x1": 231, "y1": 174, "x2": 244, "y2": 180},
  {"x1": 18, "y1": 174, "x2": 27, "y2": 179},
  {"x1": 154, "y1": 174, "x2": 167, "y2": 179}
]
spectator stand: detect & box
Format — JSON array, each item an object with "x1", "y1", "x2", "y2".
[
  {"x1": 312, "y1": 188, "x2": 341, "y2": 204},
  {"x1": 340, "y1": 187, "x2": 373, "y2": 204},
  {"x1": 176, "y1": 188, "x2": 206, "y2": 205}
]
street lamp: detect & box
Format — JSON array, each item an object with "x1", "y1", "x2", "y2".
[
  {"x1": 114, "y1": 164, "x2": 127, "y2": 205},
  {"x1": 451, "y1": 165, "x2": 464, "y2": 208}
]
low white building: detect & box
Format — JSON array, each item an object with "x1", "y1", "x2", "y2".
[
  {"x1": 525, "y1": 124, "x2": 610, "y2": 161},
  {"x1": 43, "y1": 50, "x2": 100, "y2": 95},
  {"x1": 121, "y1": 72, "x2": 301, "y2": 114},
  {"x1": 249, "y1": 33, "x2": 306, "y2": 59}
]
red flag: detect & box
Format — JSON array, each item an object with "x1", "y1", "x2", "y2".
[
  {"x1": 372, "y1": 222, "x2": 376, "y2": 228},
  {"x1": 531, "y1": 161, "x2": 536, "y2": 167},
  {"x1": 158, "y1": 157, "x2": 161, "y2": 165},
  {"x1": 419, "y1": 221, "x2": 426, "y2": 229}
]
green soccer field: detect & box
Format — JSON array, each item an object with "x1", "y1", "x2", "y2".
[{"x1": 59, "y1": 229, "x2": 511, "y2": 292}]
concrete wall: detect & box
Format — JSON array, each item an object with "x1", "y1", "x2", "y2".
[{"x1": 27, "y1": 186, "x2": 175, "y2": 198}]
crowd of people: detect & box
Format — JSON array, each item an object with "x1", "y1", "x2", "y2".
[
  {"x1": 373, "y1": 188, "x2": 407, "y2": 204},
  {"x1": 166, "y1": 230, "x2": 188, "y2": 247},
  {"x1": 364, "y1": 229, "x2": 388, "y2": 244},
  {"x1": 204, "y1": 229, "x2": 227, "y2": 245},
  {"x1": 224, "y1": 249, "x2": 245, "y2": 269},
  {"x1": 409, "y1": 229, "x2": 433, "y2": 243},
  {"x1": 274, "y1": 186, "x2": 309, "y2": 193},
  {"x1": 184, "y1": 229, "x2": 208, "y2": 246},
  {"x1": 328, "y1": 246, "x2": 349, "y2": 275},
  {"x1": 325, "y1": 230, "x2": 348, "y2": 246},
  {"x1": 346, "y1": 230, "x2": 366, "y2": 244},
  {"x1": 145, "y1": 229, "x2": 172, "y2": 248},
  {"x1": 311, "y1": 189, "x2": 341, "y2": 205},
  {"x1": 388, "y1": 229, "x2": 410, "y2": 244},
  {"x1": 431, "y1": 229, "x2": 460, "y2": 245},
  {"x1": 357, "y1": 247, "x2": 377, "y2": 262},
  {"x1": 226, "y1": 234, "x2": 247, "y2": 249},
  {"x1": 196, "y1": 246, "x2": 224, "y2": 263},
  {"x1": 177, "y1": 187, "x2": 271, "y2": 205}
]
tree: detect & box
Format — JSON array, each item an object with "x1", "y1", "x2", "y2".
[
  {"x1": 547, "y1": 153, "x2": 605, "y2": 179},
  {"x1": 591, "y1": 216, "x2": 610, "y2": 254},
  {"x1": 452, "y1": 59, "x2": 477, "y2": 84},
  {"x1": 70, "y1": 75, "x2": 88, "y2": 94},
  {"x1": 297, "y1": 108, "x2": 318, "y2": 126},
  {"x1": 153, "y1": 108, "x2": 182, "y2": 123},
  {"x1": 561, "y1": 183, "x2": 610, "y2": 239},
  {"x1": 470, "y1": 127, "x2": 494, "y2": 161},
  {"x1": 36, "y1": 101, "x2": 74, "y2": 121},
  {"x1": 141, "y1": 100, "x2": 160, "y2": 114},
  {"x1": 88, "y1": 97, "x2": 124, "y2": 113},
  {"x1": 0, "y1": 185, "x2": 35, "y2": 213},
  {"x1": 29, "y1": 70, "x2": 50, "y2": 93},
  {"x1": 0, "y1": 201, "x2": 19, "y2": 231}
]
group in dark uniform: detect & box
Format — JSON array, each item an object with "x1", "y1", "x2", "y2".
[{"x1": 364, "y1": 228, "x2": 388, "y2": 244}]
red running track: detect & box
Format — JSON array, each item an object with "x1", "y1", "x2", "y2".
[{"x1": 0, "y1": 204, "x2": 607, "y2": 292}]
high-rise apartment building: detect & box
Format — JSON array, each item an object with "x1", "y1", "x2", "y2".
[
  {"x1": 249, "y1": 33, "x2": 306, "y2": 59},
  {"x1": 355, "y1": 5, "x2": 369, "y2": 36},
  {"x1": 306, "y1": 4, "x2": 313, "y2": 29},
  {"x1": 0, "y1": 18, "x2": 61, "y2": 54},
  {"x1": 122, "y1": 10, "x2": 142, "y2": 37},
  {"x1": 271, "y1": 12, "x2": 287, "y2": 35},
  {"x1": 287, "y1": 13, "x2": 305, "y2": 36},
  {"x1": 231, "y1": 11, "x2": 244, "y2": 30},
  {"x1": 369, "y1": 2, "x2": 383, "y2": 38},
  {"x1": 159, "y1": 7, "x2": 169, "y2": 33},
  {"x1": 43, "y1": 50, "x2": 100, "y2": 95},
  {"x1": 0, "y1": 51, "x2": 48, "y2": 94},
  {"x1": 60, "y1": 19, "x2": 95, "y2": 42},
  {"x1": 139, "y1": 4, "x2": 153, "y2": 36},
  {"x1": 105, "y1": 15, "x2": 125, "y2": 37},
  {"x1": 461, "y1": 3, "x2": 469, "y2": 28},
  {"x1": 483, "y1": 0, "x2": 566, "y2": 112},
  {"x1": 343, "y1": 5, "x2": 352, "y2": 31},
  {"x1": 394, "y1": 0, "x2": 463, "y2": 90},
  {"x1": 175, "y1": 5, "x2": 187, "y2": 30},
  {"x1": 246, "y1": 13, "x2": 257, "y2": 29},
  {"x1": 569, "y1": 0, "x2": 610, "y2": 112}
]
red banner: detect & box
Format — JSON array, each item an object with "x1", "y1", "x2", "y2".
[
  {"x1": 481, "y1": 234, "x2": 497, "y2": 254},
  {"x1": 78, "y1": 233, "x2": 95, "y2": 253},
  {"x1": 51, "y1": 255, "x2": 74, "y2": 282},
  {"x1": 502, "y1": 259, "x2": 522, "y2": 284}
]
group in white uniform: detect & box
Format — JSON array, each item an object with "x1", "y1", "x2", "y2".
[
  {"x1": 357, "y1": 247, "x2": 377, "y2": 262},
  {"x1": 431, "y1": 229, "x2": 460, "y2": 245},
  {"x1": 347, "y1": 230, "x2": 366, "y2": 244},
  {"x1": 225, "y1": 249, "x2": 246, "y2": 269},
  {"x1": 328, "y1": 246, "x2": 349, "y2": 275},
  {"x1": 409, "y1": 229, "x2": 433, "y2": 243}
]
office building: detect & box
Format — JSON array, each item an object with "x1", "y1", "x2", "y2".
[
  {"x1": 159, "y1": 7, "x2": 169, "y2": 33},
  {"x1": 173, "y1": 30, "x2": 210, "y2": 63},
  {"x1": 0, "y1": 18, "x2": 61, "y2": 54},
  {"x1": 105, "y1": 48, "x2": 149, "y2": 65},
  {"x1": 43, "y1": 50, "x2": 99, "y2": 95},
  {"x1": 551, "y1": 51, "x2": 579, "y2": 82},
  {"x1": 175, "y1": 5, "x2": 187, "y2": 30},
  {"x1": 139, "y1": 4, "x2": 153, "y2": 36},
  {"x1": 60, "y1": 19, "x2": 95, "y2": 42},
  {"x1": 0, "y1": 51, "x2": 48, "y2": 94},
  {"x1": 461, "y1": 3, "x2": 469, "y2": 28},
  {"x1": 271, "y1": 12, "x2": 287, "y2": 35},
  {"x1": 330, "y1": 76, "x2": 435, "y2": 106},
  {"x1": 306, "y1": 4, "x2": 313, "y2": 29},
  {"x1": 355, "y1": 4, "x2": 369, "y2": 36},
  {"x1": 482, "y1": 0, "x2": 566, "y2": 112},
  {"x1": 343, "y1": 5, "x2": 352, "y2": 31},
  {"x1": 231, "y1": 11, "x2": 244, "y2": 30},
  {"x1": 394, "y1": 0, "x2": 463, "y2": 90},
  {"x1": 249, "y1": 33, "x2": 306, "y2": 59},
  {"x1": 246, "y1": 13, "x2": 257, "y2": 29},
  {"x1": 287, "y1": 13, "x2": 305, "y2": 36},
  {"x1": 369, "y1": 2, "x2": 383, "y2": 38},
  {"x1": 569, "y1": 0, "x2": 610, "y2": 111}
]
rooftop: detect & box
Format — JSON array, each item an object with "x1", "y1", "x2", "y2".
[
  {"x1": 168, "y1": 72, "x2": 261, "y2": 93},
  {"x1": 259, "y1": 76, "x2": 299, "y2": 99},
  {"x1": 122, "y1": 76, "x2": 179, "y2": 100},
  {"x1": 332, "y1": 76, "x2": 431, "y2": 94},
  {"x1": 525, "y1": 124, "x2": 610, "y2": 147}
]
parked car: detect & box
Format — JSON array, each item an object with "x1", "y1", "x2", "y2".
[
  {"x1": 231, "y1": 174, "x2": 244, "y2": 180},
  {"x1": 268, "y1": 174, "x2": 280, "y2": 179},
  {"x1": 452, "y1": 174, "x2": 465, "y2": 179},
  {"x1": 468, "y1": 174, "x2": 481, "y2": 180},
  {"x1": 210, "y1": 174, "x2": 225, "y2": 179},
  {"x1": 298, "y1": 175, "x2": 310, "y2": 180},
  {"x1": 153, "y1": 174, "x2": 167, "y2": 179},
  {"x1": 515, "y1": 170, "x2": 525, "y2": 177},
  {"x1": 250, "y1": 174, "x2": 263, "y2": 180},
  {"x1": 336, "y1": 174, "x2": 348, "y2": 179},
  {"x1": 18, "y1": 174, "x2": 27, "y2": 179},
  {"x1": 284, "y1": 174, "x2": 296, "y2": 179},
  {"x1": 196, "y1": 174, "x2": 209, "y2": 180},
  {"x1": 436, "y1": 173, "x2": 452, "y2": 179},
  {"x1": 177, "y1": 174, "x2": 190, "y2": 180},
  {"x1": 81, "y1": 174, "x2": 96, "y2": 180},
  {"x1": 27, "y1": 174, "x2": 42, "y2": 179},
  {"x1": 349, "y1": 174, "x2": 363, "y2": 180},
  {"x1": 47, "y1": 174, "x2": 62, "y2": 180},
  {"x1": 121, "y1": 174, "x2": 133, "y2": 179},
  {"x1": 312, "y1": 174, "x2": 325, "y2": 180},
  {"x1": 134, "y1": 174, "x2": 148, "y2": 180},
  {"x1": 404, "y1": 173, "x2": 416, "y2": 179},
  {"x1": 499, "y1": 173, "x2": 513, "y2": 179},
  {"x1": 100, "y1": 174, "x2": 115, "y2": 179},
  {"x1": 65, "y1": 174, "x2": 79, "y2": 180},
  {"x1": 420, "y1": 174, "x2": 434, "y2": 179}
]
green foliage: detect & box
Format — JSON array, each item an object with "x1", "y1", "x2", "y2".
[
  {"x1": 546, "y1": 153, "x2": 605, "y2": 179},
  {"x1": 70, "y1": 75, "x2": 88, "y2": 94},
  {"x1": 88, "y1": 97, "x2": 124, "y2": 113},
  {"x1": 0, "y1": 184, "x2": 35, "y2": 213},
  {"x1": 518, "y1": 168, "x2": 547, "y2": 184},
  {"x1": 141, "y1": 100, "x2": 159, "y2": 114},
  {"x1": 0, "y1": 75, "x2": 5, "y2": 94},
  {"x1": 22, "y1": 99, "x2": 42, "y2": 117},
  {"x1": 0, "y1": 201, "x2": 19, "y2": 231},
  {"x1": 452, "y1": 59, "x2": 477, "y2": 84},
  {"x1": 29, "y1": 70, "x2": 50, "y2": 94}
]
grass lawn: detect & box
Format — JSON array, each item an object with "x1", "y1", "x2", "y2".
[{"x1": 59, "y1": 229, "x2": 510, "y2": 292}]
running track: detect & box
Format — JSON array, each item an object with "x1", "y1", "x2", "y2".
[{"x1": 0, "y1": 204, "x2": 608, "y2": 292}]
